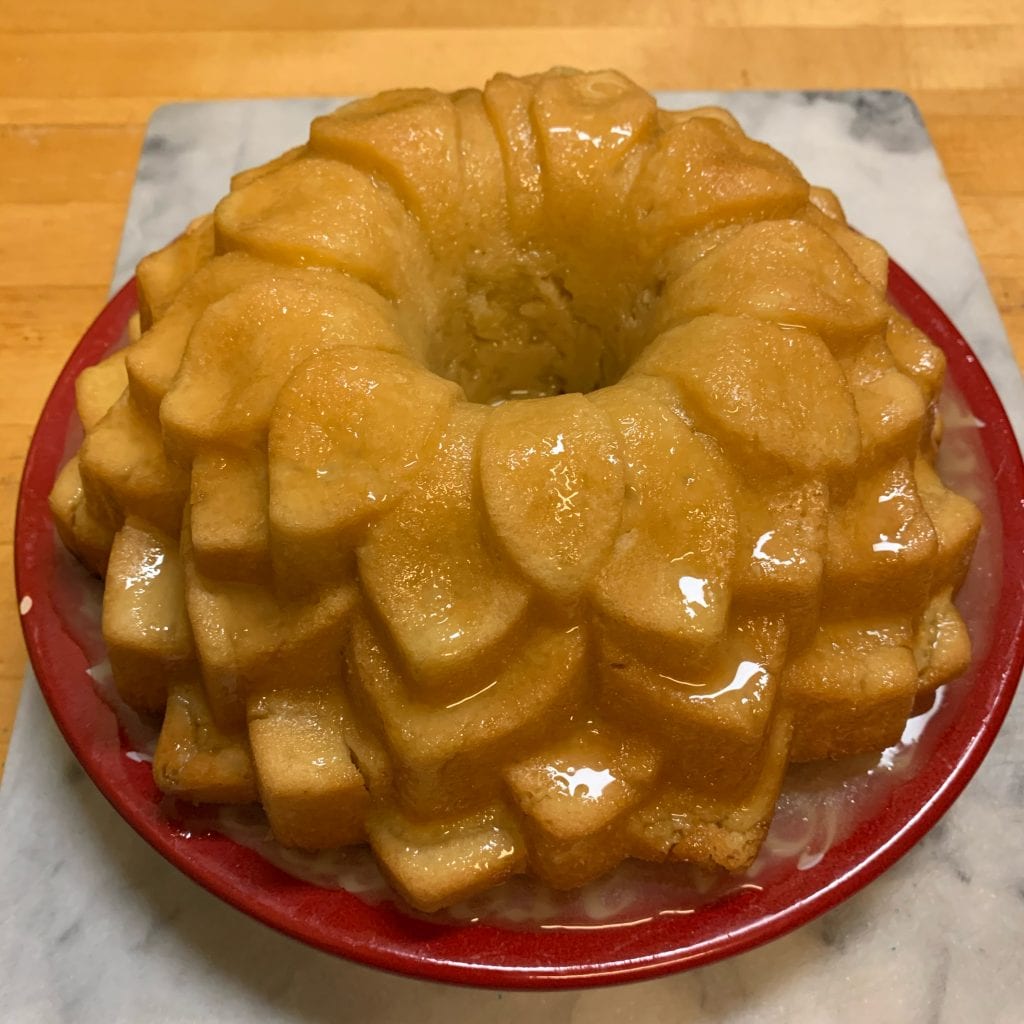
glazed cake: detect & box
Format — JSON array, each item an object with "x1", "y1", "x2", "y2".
[{"x1": 50, "y1": 69, "x2": 981, "y2": 913}]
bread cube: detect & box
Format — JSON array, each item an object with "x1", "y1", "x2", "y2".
[
  {"x1": 49, "y1": 456, "x2": 116, "y2": 576},
  {"x1": 526, "y1": 825, "x2": 634, "y2": 891},
  {"x1": 629, "y1": 116, "x2": 808, "y2": 259},
  {"x1": 75, "y1": 351, "x2": 128, "y2": 432},
  {"x1": 633, "y1": 315, "x2": 860, "y2": 480},
  {"x1": 215, "y1": 157, "x2": 431, "y2": 308},
  {"x1": 479, "y1": 393, "x2": 624, "y2": 602},
  {"x1": 126, "y1": 253, "x2": 271, "y2": 417},
  {"x1": 102, "y1": 518, "x2": 194, "y2": 713},
  {"x1": 153, "y1": 679, "x2": 257, "y2": 804},
  {"x1": 482, "y1": 73, "x2": 546, "y2": 237},
  {"x1": 505, "y1": 731, "x2": 659, "y2": 842},
  {"x1": 627, "y1": 712, "x2": 793, "y2": 870},
  {"x1": 347, "y1": 614, "x2": 585, "y2": 817},
  {"x1": 160, "y1": 272, "x2": 410, "y2": 461},
  {"x1": 914, "y1": 458, "x2": 982, "y2": 587},
  {"x1": 367, "y1": 805, "x2": 524, "y2": 913},
  {"x1": 598, "y1": 616, "x2": 786, "y2": 795},
  {"x1": 248, "y1": 682, "x2": 368, "y2": 849},
  {"x1": 662, "y1": 219, "x2": 887, "y2": 351},
  {"x1": 268, "y1": 347, "x2": 458, "y2": 587},
  {"x1": 589, "y1": 379, "x2": 736, "y2": 665},
  {"x1": 310, "y1": 89, "x2": 460, "y2": 249},
  {"x1": 505, "y1": 731, "x2": 660, "y2": 889},
  {"x1": 533, "y1": 70, "x2": 657, "y2": 311},
  {"x1": 184, "y1": 530, "x2": 355, "y2": 730},
  {"x1": 824, "y1": 459, "x2": 938, "y2": 613},
  {"x1": 136, "y1": 213, "x2": 215, "y2": 329},
  {"x1": 851, "y1": 368, "x2": 927, "y2": 467},
  {"x1": 358, "y1": 406, "x2": 528, "y2": 690},
  {"x1": 733, "y1": 480, "x2": 828, "y2": 618},
  {"x1": 802, "y1": 196, "x2": 890, "y2": 293},
  {"x1": 886, "y1": 314, "x2": 946, "y2": 403},
  {"x1": 785, "y1": 619, "x2": 918, "y2": 761},
  {"x1": 78, "y1": 394, "x2": 188, "y2": 536},
  {"x1": 914, "y1": 588, "x2": 971, "y2": 691},
  {"x1": 189, "y1": 449, "x2": 270, "y2": 584}
]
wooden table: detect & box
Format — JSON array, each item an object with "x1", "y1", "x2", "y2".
[{"x1": 2, "y1": 2, "x2": 1022, "y2": 776}]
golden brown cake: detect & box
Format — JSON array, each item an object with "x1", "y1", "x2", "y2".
[{"x1": 51, "y1": 69, "x2": 981, "y2": 913}]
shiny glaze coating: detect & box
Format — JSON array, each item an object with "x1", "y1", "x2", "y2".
[{"x1": 50, "y1": 69, "x2": 980, "y2": 912}]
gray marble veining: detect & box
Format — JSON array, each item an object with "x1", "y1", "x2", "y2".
[{"x1": 4, "y1": 91, "x2": 1023, "y2": 1023}]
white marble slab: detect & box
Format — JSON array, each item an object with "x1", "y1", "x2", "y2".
[{"x1": 3, "y1": 91, "x2": 1023, "y2": 1023}]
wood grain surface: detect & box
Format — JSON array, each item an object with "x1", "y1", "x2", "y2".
[{"x1": 2, "y1": 2, "x2": 1022, "y2": 776}]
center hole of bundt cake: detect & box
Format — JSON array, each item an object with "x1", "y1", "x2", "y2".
[{"x1": 427, "y1": 259, "x2": 659, "y2": 404}]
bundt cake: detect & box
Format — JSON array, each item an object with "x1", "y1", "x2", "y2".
[{"x1": 50, "y1": 69, "x2": 981, "y2": 913}]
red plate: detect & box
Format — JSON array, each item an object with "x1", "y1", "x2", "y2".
[{"x1": 14, "y1": 263, "x2": 1024, "y2": 988}]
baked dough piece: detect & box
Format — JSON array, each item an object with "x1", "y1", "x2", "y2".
[{"x1": 52, "y1": 68, "x2": 980, "y2": 912}]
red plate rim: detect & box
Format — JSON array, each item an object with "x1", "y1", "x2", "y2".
[{"x1": 13, "y1": 262, "x2": 1024, "y2": 989}]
